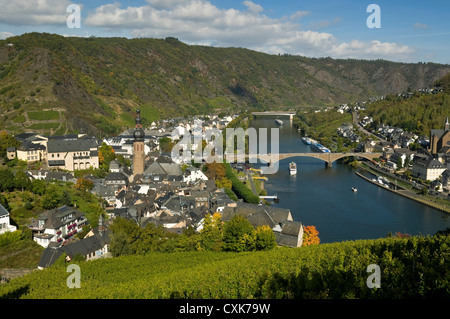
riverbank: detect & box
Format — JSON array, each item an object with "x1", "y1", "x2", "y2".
[{"x1": 356, "y1": 164, "x2": 450, "y2": 214}]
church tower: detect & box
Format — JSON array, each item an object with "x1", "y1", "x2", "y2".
[
  {"x1": 445, "y1": 116, "x2": 449, "y2": 131},
  {"x1": 133, "y1": 109, "x2": 145, "y2": 177}
]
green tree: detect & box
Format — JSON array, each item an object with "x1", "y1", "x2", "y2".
[
  {"x1": 42, "y1": 184, "x2": 61, "y2": 210},
  {"x1": 98, "y1": 142, "x2": 116, "y2": 171},
  {"x1": 110, "y1": 231, "x2": 132, "y2": 257},
  {"x1": 60, "y1": 190, "x2": 72, "y2": 207},
  {"x1": 200, "y1": 213, "x2": 223, "y2": 251},
  {"x1": 255, "y1": 225, "x2": 276, "y2": 251},
  {"x1": 0, "y1": 168, "x2": 15, "y2": 192},
  {"x1": 0, "y1": 194, "x2": 10, "y2": 211},
  {"x1": 0, "y1": 131, "x2": 20, "y2": 158},
  {"x1": 14, "y1": 171, "x2": 32, "y2": 191},
  {"x1": 31, "y1": 179, "x2": 46, "y2": 195},
  {"x1": 222, "y1": 215, "x2": 256, "y2": 252}
]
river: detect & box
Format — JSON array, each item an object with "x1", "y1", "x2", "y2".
[{"x1": 249, "y1": 116, "x2": 450, "y2": 243}]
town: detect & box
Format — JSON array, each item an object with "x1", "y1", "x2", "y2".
[{"x1": 1, "y1": 110, "x2": 306, "y2": 271}]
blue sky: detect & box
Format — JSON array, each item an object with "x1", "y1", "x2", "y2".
[{"x1": 0, "y1": 0, "x2": 449, "y2": 64}]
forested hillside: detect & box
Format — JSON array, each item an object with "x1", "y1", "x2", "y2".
[
  {"x1": 363, "y1": 74, "x2": 450, "y2": 136},
  {"x1": 1, "y1": 235, "x2": 448, "y2": 299},
  {"x1": 0, "y1": 32, "x2": 449, "y2": 136}
]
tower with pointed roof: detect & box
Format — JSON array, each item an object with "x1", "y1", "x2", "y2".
[{"x1": 133, "y1": 109, "x2": 145, "y2": 177}]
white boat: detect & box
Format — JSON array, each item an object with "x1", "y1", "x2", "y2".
[
  {"x1": 352, "y1": 187, "x2": 357, "y2": 192},
  {"x1": 275, "y1": 119, "x2": 284, "y2": 126},
  {"x1": 289, "y1": 162, "x2": 297, "y2": 175},
  {"x1": 301, "y1": 137, "x2": 311, "y2": 145}
]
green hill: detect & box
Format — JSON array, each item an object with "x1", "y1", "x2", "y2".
[
  {"x1": 1, "y1": 235, "x2": 448, "y2": 299},
  {"x1": 1, "y1": 32, "x2": 449, "y2": 136}
]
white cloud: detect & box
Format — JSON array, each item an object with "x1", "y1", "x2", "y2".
[
  {"x1": 0, "y1": 0, "x2": 414, "y2": 62},
  {"x1": 0, "y1": 31, "x2": 14, "y2": 40},
  {"x1": 0, "y1": 0, "x2": 73, "y2": 25},
  {"x1": 243, "y1": 1, "x2": 263, "y2": 14}
]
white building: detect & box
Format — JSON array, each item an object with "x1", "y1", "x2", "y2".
[
  {"x1": 0, "y1": 204, "x2": 17, "y2": 235},
  {"x1": 412, "y1": 156, "x2": 447, "y2": 181},
  {"x1": 28, "y1": 206, "x2": 88, "y2": 248}
]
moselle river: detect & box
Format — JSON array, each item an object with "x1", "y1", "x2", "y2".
[{"x1": 249, "y1": 116, "x2": 450, "y2": 243}]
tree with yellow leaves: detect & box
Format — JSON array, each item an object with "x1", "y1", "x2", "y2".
[{"x1": 302, "y1": 225, "x2": 320, "y2": 246}]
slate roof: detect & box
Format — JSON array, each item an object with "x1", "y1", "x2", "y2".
[
  {"x1": 32, "y1": 206, "x2": 84, "y2": 230},
  {"x1": 38, "y1": 247, "x2": 63, "y2": 268},
  {"x1": 47, "y1": 137, "x2": 98, "y2": 153},
  {"x1": 0, "y1": 203, "x2": 9, "y2": 217},
  {"x1": 221, "y1": 202, "x2": 302, "y2": 247}
]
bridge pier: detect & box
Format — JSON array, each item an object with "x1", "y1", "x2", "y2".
[{"x1": 325, "y1": 161, "x2": 333, "y2": 168}]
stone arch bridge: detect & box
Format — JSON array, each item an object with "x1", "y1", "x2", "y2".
[{"x1": 226, "y1": 152, "x2": 379, "y2": 168}]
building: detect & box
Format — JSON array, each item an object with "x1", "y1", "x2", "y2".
[
  {"x1": 221, "y1": 202, "x2": 303, "y2": 247},
  {"x1": 133, "y1": 109, "x2": 145, "y2": 177},
  {"x1": 47, "y1": 135, "x2": 99, "y2": 171},
  {"x1": 16, "y1": 141, "x2": 46, "y2": 163},
  {"x1": 0, "y1": 204, "x2": 17, "y2": 235},
  {"x1": 412, "y1": 156, "x2": 447, "y2": 181},
  {"x1": 429, "y1": 116, "x2": 450, "y2": 155},
  {"x1": 38, "y1": 216, "x2": 111, "y2": 269},
  {"x1": 28, "y1": 206, "x2": 88, "y2": 248}
]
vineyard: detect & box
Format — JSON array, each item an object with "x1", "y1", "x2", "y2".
[{"x1": 0, "y1": 235, "x2": 448, "y2": 299}]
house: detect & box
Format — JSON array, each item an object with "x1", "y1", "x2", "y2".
[
  {"x1": 38, "y1": 216, "x2": 111, "y2": 269},
  {"x1": 16, "y1": 141, "x2": 46, "y2": 163},
  {"x1": 221, "y1": 202, "x2": 303, "y2": 247},
  {"x1": 6, "y1": 147, "x2": 16, "y2": 160},
  {"x1": 28, "y1": 206, "x2": 88, "y2": 248},
  {"x1": 412, "y1": 156, "x2": 447, "y2": 181},
  {"x1": 0, "y1": 204, "x2": 17, "y2": 235},
  {"x1": 183, "y1": 168, "x2": 208, "y2": 183},
  {"x1": 47, "y1": 135, "x2": 99, "y2": 171}
]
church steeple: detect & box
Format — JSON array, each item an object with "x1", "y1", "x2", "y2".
[
  {"x1": 445, "y1": 116, "x2": 449, "y2": 131},
  {"x1": 132, "y1": 109, "x2": 145, "y2": 177}
]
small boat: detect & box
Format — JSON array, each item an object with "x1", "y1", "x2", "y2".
[
  {"x1": 275, "y1": 119, "x2": 284, "y2": 126},
  {"x1": 289, "y1": 162, "x2": 297, "y2": 175},
  {"x1": 352, "y1": 187, "x2": 357, "y2": 192},
  {"x1": 301, "y1": 137, "x2": 311, "y2": 145}
]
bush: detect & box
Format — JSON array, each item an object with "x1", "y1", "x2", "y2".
[{"x1": 0, "y1": 230, "x2": 23, "y2": 247}]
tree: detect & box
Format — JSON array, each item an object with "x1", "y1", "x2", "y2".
[
  {"x1": 42, "y1": 184, "x2": 61, "y2": 210},
  {"x1": 98, "y1": 142, "x2": 116, "y2": 170},
  {"x1": 110, "y1": 231, "x2": 132, "y2": 257},
  {"x1": 60, "y1": 190, "x2": 72, "y2": 207},
  {"x1": 255, "y1": 225, "x2": 276, "y2": 251},
  {"x1": 75, "y1": 178, "x2": 94, "y2": 191},
  {"x1": 159, "y1": 137, "x2": 175, "y2": 154},
  {"x1": 0, "y1": 194, "x2": 10, "y2": 211},
  {"x1": 302, "y1": 225, "x2": 320, "y2": 246},
  {"x1": 0, "y1": 131, "x2": 20, "y2": 158},
  {"x1": 222, "y1": 215, "x2": 255, "y2": 252},
  {"x1": 200, "y1": 213, "x2": 223, "y2": 251},
  {"x1": 0, "y1": 168, "x2": 15, "y2": 192},
  {"x1": 14, "y1": 171, "x2": 32, "y2": 192}
]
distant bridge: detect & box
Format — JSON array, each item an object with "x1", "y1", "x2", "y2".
[
  {"x1": 225, "y1": 152, "x2": 379, "y2": 168},
  {"x1": 251, "y1": 111, "x2": 296, "y2": 120}
]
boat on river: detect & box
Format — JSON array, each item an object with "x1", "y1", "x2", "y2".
[{"x1": 289, "y1": 162, "x2": 297, "y2": 175}]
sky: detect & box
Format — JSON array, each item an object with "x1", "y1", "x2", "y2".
[{"x1": 0, "y1": 0, "x2": 449, "y2": 64}]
